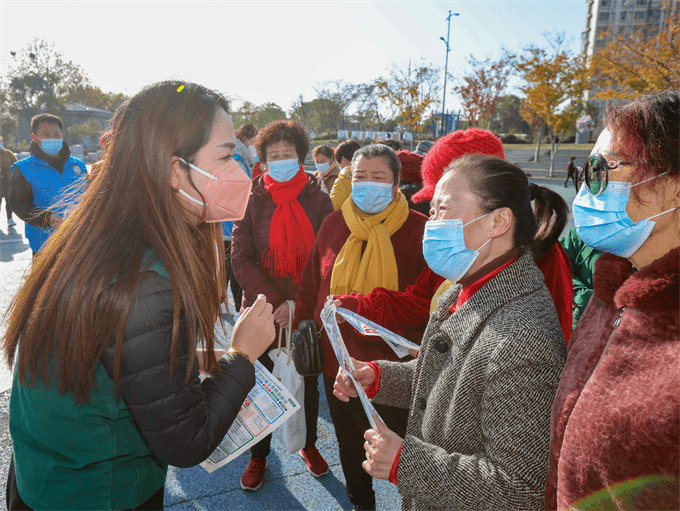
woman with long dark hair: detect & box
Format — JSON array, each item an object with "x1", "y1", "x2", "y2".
[
  {"x1": 334, "y1": 154, "x2": 568, "y2": 510},
  {"x1": 3, "y1": 81, "x2": 275, "y2": 510}
]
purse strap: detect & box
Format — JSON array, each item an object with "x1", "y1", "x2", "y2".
[{"x1": 276, "y1": 299, "x2": 296, "y2": 364}]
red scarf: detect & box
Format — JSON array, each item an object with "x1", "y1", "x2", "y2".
[{"x1": 262, "y1": 168, "x2": 315, "y2": 284}]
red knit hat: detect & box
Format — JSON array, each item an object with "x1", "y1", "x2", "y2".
[
  {"x1": 396, "y1": 150, "x2": 424, "y2": 184},
  {"x1": 411, "y1": 128, "x2": 504, "y2": 203}
]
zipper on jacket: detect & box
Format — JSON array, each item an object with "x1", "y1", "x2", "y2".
[{"x1": 612, "y1": 307, "x2": 626, "y2": 329}]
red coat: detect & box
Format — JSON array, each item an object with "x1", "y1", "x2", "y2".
[
  {"x1": 545, "y1": 248, "x2": 679, "y2": 510},
  {"x1": 337, "y1": 242, "x2": 574, "y2": 344},
  {"x1": 293, "y1": 209, "x2": 428, "y2": 377},
  {"x1": 231, "y1": 173, "x2": 333, "y2": 310}
]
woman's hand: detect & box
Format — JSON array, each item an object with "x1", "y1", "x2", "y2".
[
  {"x1": 196, "y1": 348, "x2": 226, "y2": 374},
  {"x1": 231, "y1": 294, "x2": 275, "y2": 362},
  {"x1": 333, "y1": 358, "x2": 376, "y2": 402},
  {"x1": 333, "y1": 298, "x2": 345, "y2": 324},
  {"x1": 363, "y1": 416, "x2": 404, "y2": 480},
  {"x1": 273, "y1": 302, "x2": 291, "y2": 329}
]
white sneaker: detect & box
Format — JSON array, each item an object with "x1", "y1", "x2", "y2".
[{"x1": 7, "y1": 218, "x2": 15, "y2": 226}]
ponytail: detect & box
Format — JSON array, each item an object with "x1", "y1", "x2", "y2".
[
  {"x1": 447, "y1": 154, "x2": 568, "y2": 260},
  {"x1": 528, "y1": 183, "x2": 569, "y2": 260}
]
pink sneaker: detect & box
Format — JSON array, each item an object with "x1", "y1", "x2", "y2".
[{"x1": 299, "y1": 445, "x2": 329, "y2": 477}]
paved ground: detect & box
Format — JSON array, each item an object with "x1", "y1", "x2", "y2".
[{"x1": 0, "y1": 173, "x2": 577, "y2": 510}]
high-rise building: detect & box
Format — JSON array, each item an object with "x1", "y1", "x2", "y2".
[
  {"x1": 583, "y1": 0, "x2": 671, "y2": 60},
  {"x1": 580, "y1": 0, "x2": 675, "y2": 137}
]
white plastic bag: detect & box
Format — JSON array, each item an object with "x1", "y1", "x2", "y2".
[{"x1": 270, "y1": 300, "x2": 306, "y2": 453}]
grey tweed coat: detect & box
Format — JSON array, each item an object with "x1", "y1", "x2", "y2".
[{"x1": 374, "y1": 252, "x2": 567, "y2": 511}]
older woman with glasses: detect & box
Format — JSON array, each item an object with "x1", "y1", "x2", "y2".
[{"x1": 545, "y1": 91, "x2": 680, "y2": 510}]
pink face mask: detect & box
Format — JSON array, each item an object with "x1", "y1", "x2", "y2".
[{"x1": 177, "y1": 157, "x2": 252, "y2": 222}]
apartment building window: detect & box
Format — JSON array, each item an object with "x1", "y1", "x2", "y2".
[
  {"x1": 599, "y1": 12, "x2": 610, "y2": 21},
  {"x1": 635, "y1": 0, "x2": 647, "y2": 5},
  {"x1": 621, "y1": 11, "x2": 628, "y2": 20},
  {"x1": 634, "y1": 10, "x2": 646, "y2": 19},
  {"x1": 601, "y1": 0, "x2": 611, "y2": 6}
]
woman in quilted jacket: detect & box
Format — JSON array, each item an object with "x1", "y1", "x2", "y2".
[
  {"x1": 3, "y1": 81, "x2": 276, "y2": 510},
  {"x1": 334, "y1": 154, "x2": 568, "y2": 510},
  {"x1": 231, "y1": 120, "x2": 333, "y2": 491}
]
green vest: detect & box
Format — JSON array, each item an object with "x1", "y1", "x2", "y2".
[
  {"x1": 10, "y1": 256, "x2": 170, "y2": 510},
  {"x1": 10, "y1": 360, "x2": 167, "y2": 510}
]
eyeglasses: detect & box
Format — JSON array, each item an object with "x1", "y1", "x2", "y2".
[{"x1": 577, "y1": 153, "x2": 633, "y2": 196}]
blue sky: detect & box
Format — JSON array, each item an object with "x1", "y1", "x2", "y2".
[{"x1": 1, "y1": 1, "x2": 587, "y2": 114}]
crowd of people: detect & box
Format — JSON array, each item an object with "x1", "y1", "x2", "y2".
[{"x1": 1, "y1": 82, "x2": 678, "y2": 511}]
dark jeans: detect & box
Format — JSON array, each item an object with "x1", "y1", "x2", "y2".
[
  {"x1": 223, "y1": 240, "x2": 242, "y2": 310},
  {"x1": 6, "y1": 457, "x2": 165, "y2": 511},
  {"x1": 0, "y1": 168, "x2": 12, "y2": 221},
  {"x1": 323, "y1": 374, "x2": 409, "y2": 508},
  {"x1": 250, "y1": 349, "x2": 320, "y2": 459}
]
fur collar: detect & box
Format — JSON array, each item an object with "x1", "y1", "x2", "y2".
[{"x1": 593, "y1": 248, "x2": 679, "y2": 311}]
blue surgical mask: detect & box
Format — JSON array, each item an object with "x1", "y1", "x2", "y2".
[
  {"x1": 422, "y1": 215, "x2": 491, "y2": 282},
  {"x1": 40, "y1": 139, "x2": 63, "y2": 156},
  {"x1": 572, "y1": 175, "x2": 676, "y2": 258},
  {"x1": 267, "y1": 158, "x2": 300, "y2": 182},
  {"x1": 316, "y1": 162, "x2": 331, "y2": 175},
  {"x1": 351, "y1": 181, "x2": 394, "y2": 214}
]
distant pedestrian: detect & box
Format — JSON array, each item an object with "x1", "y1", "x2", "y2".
[
  {"x1": 9, "y1": 114, "x2": 87, "y2": 256},
  {"x1": 330, "y1": 139, "x2": 362, "y2": 210},
  {"x1": 565, "y1": 156, "x2": 577, "y2": 188},
  {"x1": 222, "y1": 123, "x2": 259, "y2": 312},
  {"x1": 312, "y1": 144, "x2": 341, "y2": 194},
  {"x1": 0, "y1": 135, "x2": 18, "y2": 227}
]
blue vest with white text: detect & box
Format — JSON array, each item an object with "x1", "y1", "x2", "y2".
[{"x1": 12, "y1": 155, "x2": 87, "y2": 252}]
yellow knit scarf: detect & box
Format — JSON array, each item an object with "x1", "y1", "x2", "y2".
[
  {"x1": 430, "y1": 280, "x2": 454, "y2": 313},
  {"x1": 330, "y1": 190, "x2": 409, "y2": 295}
]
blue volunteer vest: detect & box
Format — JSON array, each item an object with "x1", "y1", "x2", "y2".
[{"x1": 12, "y1": 155, "x2": 87, "y2": 252}]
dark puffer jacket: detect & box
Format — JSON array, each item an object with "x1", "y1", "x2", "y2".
[
  {"x1": 231, "y1": 172, "x2": 333, "y2": 310},
  {"x1": 9, "y1": 266, "x2": 256, "y2": 510},
  {"x1": 101, "y1": 269, "x2": 256, "y2": 467}
]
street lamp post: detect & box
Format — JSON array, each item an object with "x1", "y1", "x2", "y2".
[{"x1": 440, "y1": 11, "x2": 459, "y2": 136}]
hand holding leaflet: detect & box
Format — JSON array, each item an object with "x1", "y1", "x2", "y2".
[
  {"x1": 320, "y1": 297, "x2": 382, "y2": 429},
  {"x1": 199, "y1": 323, "x2": 301, "y2": 473},
  {"x1": 334, "y1": 306, "x2": 420, "y2": 359}
]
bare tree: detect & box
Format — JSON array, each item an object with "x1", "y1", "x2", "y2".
[
  {"x1": 452, "y1": 50, "x2": 515, "y2": 129},
  {"x1": 4, "y1": 39, "x2": 90, "y2": 114},
  {"x1": 375, "y1": 60, "x2": 441, "y2": 135},
  {"x1": 312, "y1": 80, "x2": 358, "y2": 133}
]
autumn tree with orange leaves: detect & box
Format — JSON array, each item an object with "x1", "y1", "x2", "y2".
[
  {"x1": 452, "y1": 51, "x2": 515, "y2": 129},
  {"x1": 375, "y1": 60, "x2": 441, "y2": 135},
  {"x1": 591, "y1": 1, "x2": 679, "y2": 99},
  {"x1": 517, "y1": 33, "x2": 591, "y2": 176}
]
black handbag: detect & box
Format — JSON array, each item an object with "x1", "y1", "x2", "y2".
[{"x1": 290, "y1": 319, "x2": 325, "y2": 376}]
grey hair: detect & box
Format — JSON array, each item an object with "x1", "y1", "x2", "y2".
[{"x1": 350, "y1": 143, "x2": 401, "y2": 184}]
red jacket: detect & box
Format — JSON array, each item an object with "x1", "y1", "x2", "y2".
[
  {"x1": 337, "y1": 242, "x2": 574, "y2": 344},
  {"x1": 293, "y1": 209, "x2": 428, "y2": 377},
  {"x1": 545, "y1": 248, "x2": 679, "y2": 510},
  {"x1": 231, "y1": 173, "x2": 333, "y2": 310}
]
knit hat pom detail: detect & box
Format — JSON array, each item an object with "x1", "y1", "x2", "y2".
[{"x1": 411, "y1": 128, "x2": 504, "y2": 203}]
